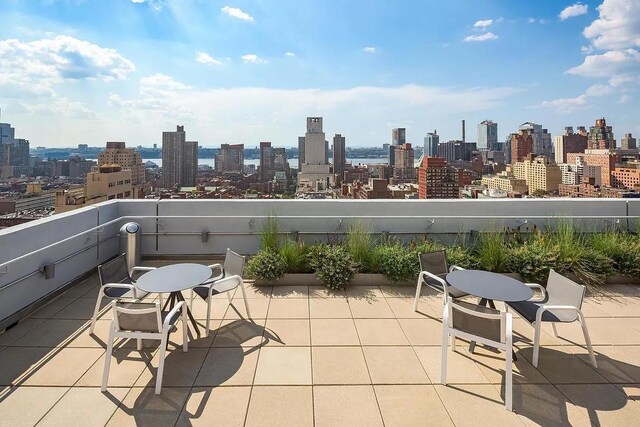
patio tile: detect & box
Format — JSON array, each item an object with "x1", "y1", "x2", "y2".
[
  {"x1": 0, "y1": 386, "x2": 68, "y2": 427},
  {"x1": 20, "y1": 347, "x2": 104, "y2": 386},
  {"x1": 573, "y1": 345, "x2": 640, "y2": 383},
  {"x1": 514, "y1": 384, "x2": 592, "y2": 427},
  {"x1": 270, "y1": 285, "x2": 309, "y2": 298},
  {"x1": 472, "y1": 345, "x2": 549, "y2": 385},
  {"x1": 0, "y1": 318, "x2": 46, "y2": 346},
  {"x1": 310, "y1": 319, "x2": 361, "y2": 346},
  {"x1": 308, "y1": 298, "x2": 352, "y2": 318},
  {"x1": 348, "y1": 298, "x2": 395, "y2": 318},
  {"x1": 375, "y1": 385, "x2": 454, "y2": 426},
  {"x1": 0, "y1": 346, "x2": 50, "y2": 385},
  {"x1": 189, "y1": 299, "x2": 232, "y2": 320},
  {"x1": 308, "y1": 286, "x2": 347, "y2": 298},
  {"x1": 511, "y1": 318, "x2": 564, "y2": 347},
  {"x1": 263, "y1": 319, "x2": 310, "y2": 346},
  {"x1": 177, "y1": 386, "x2": 251, "y2": 426},
  {"x1": 414, "y1": 346, "x2": 490, "y2": 384},
  {"x1": 30, "y1": 297, "x2": 77, "y2": 319},
  {"x1": 379, "y1": 284, "x2": 419, "y2": 298},
  {"x1": 312, "y1": 347, "x2": 370, "y2": 385},
  {"x1": 313, "y1": 385, "x2": 383, "y2": 427},
  {"x1": 518, "y1": 346, "x2": 608, "y2": 384},
  {"x1": 224, "y1": 298, "x2": 270, "y2": 320},
  {"x1": 106, "y1": 387, "x2": 190, "y2": 426},
  {"x1": 38, "y1": 387, "x2": 128, "y2": 427},
  {"x1": 235, "y1": 284, "x2": 272, "y2": 299},
  {"x1": 267, "y1": 298, "x2": 309, "y2": 319},
  {"x1": 557, "y1": 383, "x2": 640, "y2": 427},
  {"x1": 553, "y1": 317, "x2": 640, "y2": 346},
  {"x1": 245, "y1": 386, "x2": 313, "y2": 427},
  {"x1": 363, "y1": 346, "x2": 429, "y2": 384},
  {"x1": 135, "y1": 347, "x2": 208, "y2": 387},
  {"x1": 345, "y1": 285, "x2": 384, "y2": 299},
  {"x1": 386, "y1": 297, "x2": 440, "y2": 319},
  {"x1": 435, "y1": 384, "x2": 523, "y2": 427},
  {"x1": 212, "y1": 319, "x2": 266, "y2": 348},
  {"x1": 78, "y1": 347, "x2": 154, "y2": 387},
  {"x1": 254, "y1": 347, "x2": 311, "y2": 385},
  {"x1": 354, "y1": 319, "x2": 409, "y2": 346},
  {"x1": 53, "y1": 296, "x2": 110, "y2": 320},
  {"x1": 12, "y1": 319, "x2": 88, "y2": 347},
  {"x1": 616, "y1": 384, "x2": 640, "y2": 401},
  {"x1": 397, "y1": 318, "x2": 444, "y2": 346},
  {"x1": 584, "y1": 296, "x2": 640, "y2": 317},
  {"x1": 194, "y1": 347, "x2": 259, "y2": 386}
]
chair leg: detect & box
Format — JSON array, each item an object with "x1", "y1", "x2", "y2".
[
  {"x1": 226, "y1": 292, "x2": 233, "y2": 304},
  {"x1": 551, "y1": 323, "x2": 559, "y2": 337},
  {"x1": 137, "y1": 338, "x2": 142, "y2": 351},
  {"x1": 239, "y1": 281, "x2": 251, "y2": 319},
  {"x1": 578, "y1": 313, "x2": 597, "y2": 368},
  {"x1": 158, "y1": 293, "x2": 163, "y2": 307},
  {"x1": 450, "y1": 335, "x2": 456, "y2": 351},
  {"x1": 182, "y1": 305, "x2": 189, "y2": 352},
  {"x1": 190, "y1": 289, "x2": 195, "y2": 310},
  {"x1": 441, "y1": 326, "x2": 449, "y2": 385},
  {"x1": 505, "y1": 344, "x2": 513, "y2": 411},
  {"x1": 101, "y1": 327, "x2": 115, "y2": 392},
  {"x1": 532, "y1": 321, "x2": 542, "y2": 368},
  {"x1": 90, "y1": 293, "x2": 104, "y2": 334},
  {"x1": 156, "y1": 335, "x2": 168, "y2": 395},
  {"x1": 205, "y1": 298, "x2": 212, "y2": 337},
  {"x1": 413, "y1": 279, "x2": 422, "y2": 312}
]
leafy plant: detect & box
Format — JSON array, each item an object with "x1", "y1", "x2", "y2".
[
  {"x1": 245, "y1": 250, "x2": 286, "y2": 283},
  {"x1": 589, "y1": 231, "x2": 639, "y2": 277},
  {"x1": 279, "y1": 239, "x2": 312, "y2": 273},
  {"x1": 475, "y1": 232, "x2": 509, "y2": 273},
  {"x1": 346, "y1": 220, "x2": 376, "y2": 272},
  {"x1": 445, "y1": 245, "x2": 477, "y2": 270},
  {"x1": 260, "y1": 214, "x2": 281, "y2": 251},
  {"x1": 505, "y1": 238, "x2": 558, "y2": 284},
  {"x1": 308, "y1": 244, "x2": 354, "y2": 289},
  {"x1": 375, "y1": 243, "x2": 417, "y2": 282}
]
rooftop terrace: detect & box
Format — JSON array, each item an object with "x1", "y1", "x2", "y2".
[{"x1": 1, "y1": 263, "x2": 640, "y2": 426}]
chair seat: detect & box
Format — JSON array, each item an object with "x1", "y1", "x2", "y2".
[
  {"x1": 423, "y1": 274, "x2": 469, "y2": 299},
  {"x1": 193, "y1": 277, "x2": 239, "y2": 300},
  {"x1": 507, "y1": 300, "x2": 578, "y2": 323},
  {"x1": 104, "y1": 286, "x2": 134, "y2": 298}
]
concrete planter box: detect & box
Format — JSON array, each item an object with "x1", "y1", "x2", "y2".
[
  {"x1": 605, "y1": 275, "x2": 640, "y2": 285},
  {"x1": 254, "y1": 273, "x2": 414, "y2": 287}
]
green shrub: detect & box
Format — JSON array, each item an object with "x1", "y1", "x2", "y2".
[
  {"x1": 279, "y1": 239, "x2": 312, "y2": 273},
  {"x1": 308, "y1": 245, "x2": 354, "y2": 289},
  {"x1": 346, "y1": 220, "x2": 376, "y2": 272},
  {"x1": 475, "y1": 232, "x2": 509, "y2": 273},
  {"x1": 589, "y1": 231, "x2": 640, "y2": 277},
  {"x1": 260, "y1": 215, "x2": 281, "y2": 251},
  {"x1": 375, "y1": 243, "x2": 417, "y2": 282},
  {"x1": 245, "y1": 250, "x2": 286, "y2": 282},
  {"x1": 445, "y1": 245, "x2": 477, "y2": 270},
  {"x1": 505, "y1": 238, "x2": 558, "y2": 284}
]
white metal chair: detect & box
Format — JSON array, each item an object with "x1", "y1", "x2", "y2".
[
  {"x1": 101, "y1": 300, "x2": 188, "y2": 395},
  {"x1": 414, "y1": 250, "x2": 468, "y2": 312},
  {"x1": 190, "y1": 248, "x2": 251, "y2": 336},
  {"x1": 441, "y1": 298, "x2": 514, "y2": 411},
  {"x1": 90, "y1": 254, "x2": 159, "y2": 334},
  {"x1": 506, "y1": 269, "x2": 597, "y2": 368}
]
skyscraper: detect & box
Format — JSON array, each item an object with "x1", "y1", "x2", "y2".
[
  {"x1": 588, "y1": 118, "x2": 615, "y2": 150},
  {"x1": 303, "y1": 117, "x2": 326, "y2": 165},
  {"x1": 477, "y1": 120, "x2": 498, "y2": 150},
  {"x1": 215, "y1": 143, "x2": 244, "y2": 175},
  {"x1": 511, "y1": 130, "x2": 534, "y2": 163},
  {"x1": 424, "y1": 131, "x2": 439, "y2": 157},
  {"x1": 392, "y1": 143, "x2": 416, "y2": 183},
  {"x1": 259, "y1": 142, "x2": 275, "y2": 182},
  {"x1": 161, "y1": 125, "x2": 198, "y2": 188},
  {"x1": 519, "y1": 122, "x2": 553, "y2": 157},
  {"x1": 553, "y1": 127, "x2": 587, "y2": 164},
  {"x1": 418, "y1": 157, "x2": 459, "y2": 199},
  {"x1": 99, "y1": 141, "x2": 145, "y2": 185},
  {"x1": 389, "y1": 128, "x2": 406, "y2": 166},
  {"x1": 297, "y1": 136, "x2": 305, "y2": 166},
  {"x1": 621, "y1": 133, "x2": 637, "y2": 150},
  {"x1": 332, "y1": 134, "x2": 346, "y2": 179}
]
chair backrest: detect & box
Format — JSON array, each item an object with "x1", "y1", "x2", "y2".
[
  {"x1": 113, "y1": 301, "x2": 162, "y2": 333},
  {"x1": 448, "y1": 300, "x2": 507, "y2": 344},
  {"x1": 224, "y1": 248, "x2": 245, "y2": 277},
  {"x1": 418, "y1": 250, "x2": 448, "y2": 276},
  {"x1": 98, "y1": 254, "x2": 131, "y2": 286},
  {"x1": 545, "y1": 269, "x2": 585, "y2": 309}
]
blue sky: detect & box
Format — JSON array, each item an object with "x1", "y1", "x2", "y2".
[{"x1": 0, "y1": 0, "x2": 638, "y2": 148}]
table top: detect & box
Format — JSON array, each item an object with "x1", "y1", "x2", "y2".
[
  {"x1": 135, "y1": 263, "x2": 212, "y2": 293},
  {"x1": 446, "y1": 270, "x2": 533, "y2": 302}
]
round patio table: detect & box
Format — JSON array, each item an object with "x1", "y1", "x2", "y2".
[
  {"x1": 136, "y1": 263, "x2": 212, "y2": 338},
  {"x1": 445, "y1": 270, "x2": 533, "y2": 358}
]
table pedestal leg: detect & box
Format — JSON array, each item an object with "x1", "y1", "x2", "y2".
[
  {"x1": 174, "y1": 291, "x2": 201, "y2": 338},
  {"x1": 467, "y1": 298, "x2": 516, "y2": 361}
]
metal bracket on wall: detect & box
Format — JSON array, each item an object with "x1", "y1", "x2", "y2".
[
  {"x1": 201, "y1": 231, "x2": 209, "y2": 243},
  {"x1": 248, "y1": 218, "x2": 255, "y2": 231},
  {"x1": 425, "y1": 219, "x2": 435, "y2": 231}
]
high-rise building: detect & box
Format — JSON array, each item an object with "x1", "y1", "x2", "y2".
[
  {"x1": 417, "y1": 157, "x2": 459, "y2": 199},
  {"x1": 621, "y1": 133, "x2": 637, "y2": 150},
  {"x1": 392, "y1": 143, "x2": 416, "y2": 183},
  {"x1": 519, "y1": 122, "x2": 553, "y2": 157},
  {"x1": 477, "y1": 120, "x2": 498, "y2": 150},
  {"x1": 215, "y1": 143, "x2": 244, "y2": 175},
  {"x1": 511, "y1": 130, "x2": 534, "y2": 163},
  {"x1": 392, "y1": 128, "x2": 406, "y2": 145},
  {"x1": 513, "y1": 155, "x2": 562, "y2": 194},
  {"x1": 161, "y1": 125, "x2": 198, "y2": 189},
  {"x1": 99, "y1": 141, "x2": 145, "y2": 185},
  {"x1": 332, "y1": 134, "x2": 346, "y2": 179},
  {"x1": 303, "y1": 117, "x2": 326, "y2": 165},
  {"x1": 68, "y1": 155, "x2": 96, "y2": 179},
  {"x1": 612, "y1": 162, "x2": 640, "y2": 190},
  {"x1": 588, "y1": 118, "x2": 615, "y2": 150},
  {"x1": 298, "y1": 136, "x2": 305, "y2": 166},
  {"x1": 259, "y1": 142, "x2": 275, "y2": 182},
  {"x1": 0, "y1": 123, "x2": 15, "y2": 145},
  {"x1": 554, "y1": 127, "x2": 588, "y2": 164},
  {"x1": 424, "y1": 131, "x2": 439, "y2": 157},
  {"x1": 566, "y1": 150, "x2": 621, "y2": 187},
  {"x1": 1, "y1": 138, "x2": 30, "y2": 178}
]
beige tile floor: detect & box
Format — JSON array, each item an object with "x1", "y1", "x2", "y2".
[{"x1": 1, "y1": 266, "x2": 640, "y2": 426}]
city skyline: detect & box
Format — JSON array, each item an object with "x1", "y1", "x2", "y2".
[{"x1": 0, "y1": 0, "x2": 638, "y2": 147}]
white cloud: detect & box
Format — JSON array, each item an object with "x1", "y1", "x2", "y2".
[
  {"x1": 559, "y1": 3, "x2": 589, "y2": 21},
  {"x1": 241, "y1": 54, "x2": 266, "y2": 64},
  {"x1": 583, "y1": 0, "x2": 640, "y2": 50},
  {"x1": 581, "y1": 45, "x2": 594, "y2": 54},
  {"x1": 196, "y1": 51, "x2": 222, "y2": 66},
  {"x1": 541, "y1": 94, "x2": 588, "y2": 113},
  {"x1": 473, "y1": 19, "x2": 493, "y2": 28},
  {"x1": 527, "y1": 17, "x2": 536, "y2": 24},
  {"x1": 618, "y1": 94, "x2": 632, "y2": 103},
  {"x1": 363, "y1": 46, "x2": 376, "y2": 53},
  {"x1": 131, "y1": 0, "x2": 145, "y2": 3},
  {"x1": 221, "y1": 6, "x2": 254, "y2": 22},
  {"x1": 463, "y1": 32, "x2": 498, "y2": 42},
  {"x1": 130, "y1": 0, "x2": 164, "y2": 10},
  {"x1": 285, "y1": 52, "x2": 296, "y2": 57},
  {"x1": 567, "y1": 49, "x2": 640, "y2": 77}
]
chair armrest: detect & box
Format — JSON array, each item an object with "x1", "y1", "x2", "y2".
[
  {"x1": 449, "y1": 265, "x2": 465, "y2": 272},
  {"x1": 524, "y1": 283, "x2": 546, "y2": 302},
  {"x1": 102, "y1": 283, "x2": 138, "y2": 299},
  {"x1": 535, "y1": 304, "x2": 580, "y2": 324},
  {"x1": 208, "y1": 275, "x2": 243, "y2": 296},
  {"x1": 163, "y1": 301, "x2": 186, "y2": 330},
  {"x1": 205, "y1": 263, "x2": 224, "y2": 282},
  {"x1": 419, "y1": 271, "x2": 447, "y2": 287},
  {"x1": 131, "y1": 266, "x2": 156, "y2": 272}
]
